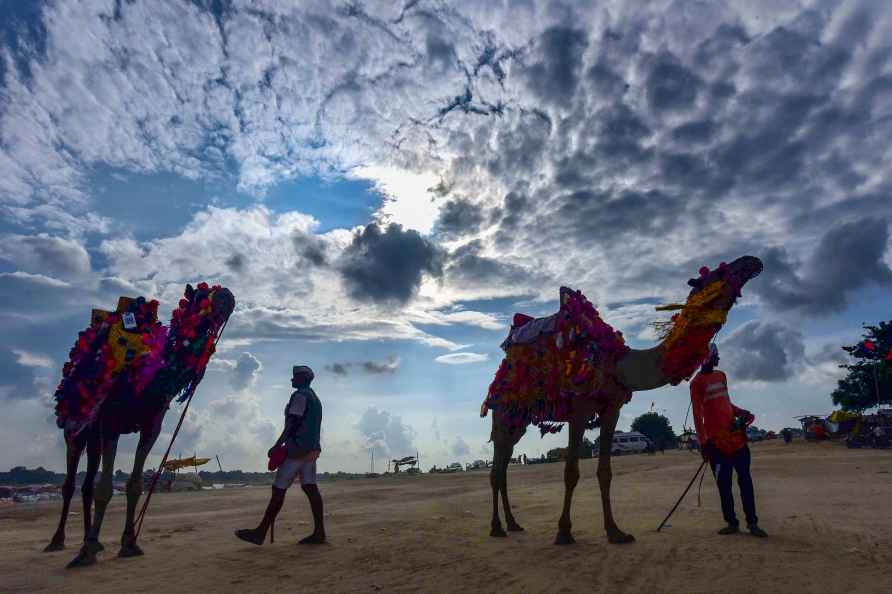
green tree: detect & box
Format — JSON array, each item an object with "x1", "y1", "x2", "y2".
[
  {"x1": 631, "y1": 412, "x2": 677, "y2": 448},
  {"x1": 831, "y1": 321, "x2": 892, "y2": 412}
]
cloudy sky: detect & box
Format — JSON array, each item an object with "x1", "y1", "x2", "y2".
[{"x1": 1, "y1": 0, "x2": 890, "y2": 474}]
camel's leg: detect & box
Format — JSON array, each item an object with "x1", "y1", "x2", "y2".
[
  {"x1": 597, "y1": 405, "x2": 635, "y2": 544},
  {"x1": 499, "y1": 434, "x2": 524, "y2": 532},
  {"x1": 489, "y1": 417, "x2": 523, "y2": 537},
  {"x1": 555, "y1": 421, "x2": 584, "y2": 545},
  {"x1": 119, "y1": 419, "x2": 162, "y2": 558},
  {"x1": 81, "y1": 430, "x2": 101, "y2": 544},
  {"x1": 44, "y1": 431, "x2": 87, "y2": 552},
  {"x1": 489, "y1": 430, "x2": 509, "y2": 537},
  {"x1": 67, "y1": 433, "x2": 118, "y2": 568}
]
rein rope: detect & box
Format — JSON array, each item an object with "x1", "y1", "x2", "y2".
[{"x1": 135, "y1": 318, "x2": 228, "y2": 538}]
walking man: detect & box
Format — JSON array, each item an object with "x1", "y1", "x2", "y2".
[
  {"x1": 690, "y1": 345, "x2": 767, "y2": 538},
  {"x1": 236, "y1": 365, "x2": 326, "y2": 545}
]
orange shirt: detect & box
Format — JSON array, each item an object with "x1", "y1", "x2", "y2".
[{"x1": 690, "y1": 370, "x2": 750, "y2": 455}]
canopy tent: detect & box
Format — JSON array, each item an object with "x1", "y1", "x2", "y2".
[{"x1": 161, "y1": 456, "x2": 210, "y2": 472}]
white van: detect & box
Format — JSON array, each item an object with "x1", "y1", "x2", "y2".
[{"x1": 595, "y1": 431, "x2": 653, "y2": 455}]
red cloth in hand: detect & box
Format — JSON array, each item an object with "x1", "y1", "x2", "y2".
[{"x1": 268, "y1": 444, "x2": 288, "y2": 471}]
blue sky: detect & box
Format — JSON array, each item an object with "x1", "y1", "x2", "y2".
[{"x1": 1, "y1": 0, "x2": 891, "y2": 474}]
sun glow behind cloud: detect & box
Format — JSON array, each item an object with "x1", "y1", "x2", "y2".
[{"x1": 352, "y1": 165, "x2": 442, "y2": 234}]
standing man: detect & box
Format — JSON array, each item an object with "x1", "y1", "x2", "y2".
[
  {"x1": 690, "y1": 345, "x2": 767, "y2": 538},
  {"x1": 236, "y1": 365, "x2": 326, "y2": 545}
]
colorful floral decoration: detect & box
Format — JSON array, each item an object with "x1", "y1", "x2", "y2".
[
  {"x1": 53, "y1": 283, "x2": 229, "y2": 436},
  {"x1": 145, "y1": 282, "x2": 227, "y2": 403},
  {"x1": 655, "y1": 261, "x2": 754, "y2": 384},
  {"x1": 54, "y1": 297, "x2": 162, "y2": 435},
  {"x1": 483, "y1": 287, "x2": 630, "y2": 435}
]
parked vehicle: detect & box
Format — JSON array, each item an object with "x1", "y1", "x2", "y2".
[
  {"x1": 444, "y1": 462, "x2": 463, "y2": 473},
  {"x1": 595, "y1": 431, "x2": 653, "y2": 455},
  {"x1": 746, "y1": 427, "x2": 766, "y2": 442}
]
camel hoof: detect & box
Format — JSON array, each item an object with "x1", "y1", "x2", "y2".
[
  {"x1": 66, "y1": 546, "x2": 97, "y2": 569},
  {"x1": 554, "y1": 532, "x2": 576, "y2": 545},
  {"x1": 118, "y1": 543, "x2": 144, "y2": 558},
  {"x1": 608, "y1": 532, "x2": 635, "y2": 544},
  {"x1": 490, "y1": 525, "x2": 508, "y2": 538},
  {"x1": 43, "y1": 540, "x2": 65, "y2": 552},
  {"x1": 506, "y1": 522, "x2": 524, "y2": 532}
]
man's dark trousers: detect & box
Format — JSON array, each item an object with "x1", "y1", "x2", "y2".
[{"x1": 709, "y1": 445, "x2": 758, "y2": 527}]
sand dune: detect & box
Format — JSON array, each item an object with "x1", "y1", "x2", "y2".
[{"x1": 2, "y1": 440, "x2": 890, "y2": 593}]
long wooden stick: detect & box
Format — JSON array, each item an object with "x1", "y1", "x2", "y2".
[
  {"x1": 135, "y1": 381, "x2": 198, "y2": 538},
  {"x1": 657, "y1": 459, "x2": 707, "y2": 532}
]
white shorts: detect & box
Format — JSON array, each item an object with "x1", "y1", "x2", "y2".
[{"x1": 273, "y1": 452, "x2": 319, "y2": 489}]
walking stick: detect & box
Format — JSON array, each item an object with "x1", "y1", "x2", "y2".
[{"x1": 657, "y1": 459, "x2": 707, "y2": 532}]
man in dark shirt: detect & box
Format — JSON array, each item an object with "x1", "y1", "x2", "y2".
[{"x1": 236, "y1": 365, "x2": 325, "y2": 545}]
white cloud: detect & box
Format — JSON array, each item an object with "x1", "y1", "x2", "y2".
[
  {"x1": 450, "y1": 436, "x2": 471, "y2": 458},
  {"x1": 12, "y1": 350, "x2": 55, "y2": 369},
  {"x1": 355, "y1": 407, "x2": 416, "y2": 460},
  {"x1": 435, "y1": 352, "x2": 490, "y2": 365}
]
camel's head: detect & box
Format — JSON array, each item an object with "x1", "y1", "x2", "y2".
[
  {"x1": 177, "y1": 282, "x2": 235, "y2": 333},
  {"x1": 163, "y1": 283, "x2": 235, "y2": 397},
  {"x1": 654, "y1": 256, "x2": 762, "y2": 384},
  {"x1": 684, "y1": 255, "x2": 763, "y2": 313}
]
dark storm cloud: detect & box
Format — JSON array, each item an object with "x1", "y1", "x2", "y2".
[
  {"x1": 225, "y1": 252, "x2": 246, "y2": 273},
  {"x1": 646, "y1": 52, "x2": 701, "y2": 112},
  {"x1": 325, "y1": 357, "x2": 399, "y2": 376},
  {"x1": 0, "y1": 272, "x2": 83, "y2": 316},
  {"x1": 586, "y1": 62, "x2": 629, "y2": 99},
  {"x1": 670, "y1": 119, "x2": 716, "y2": 144},
  {"x1": 471, "y1": 10, "x2": 889, "y2": 303},
  {"x1": 523, "y1": 27, "x2": 588, "y2": 108},
  {"x1": 0, "y1": 346, "x2": 36, "y2": 400},
  {"x1": 292, "y1": 231, "x2": 328, "y2": 267},
  {"x1": 487, "y1": 110, "x2": 552, "y2": 177},
  {"x1": 435, "y1": 198, "x2": 484, "y2": 238},
  {"x1": 339, "y1": 223, "x2": 444, "y2": 304},
  {"x1": 0, "y1": 235, "x2": 91, "y2": 280},
  {"x1": 719, "y1": 321, "x2": 805, "y2": 382},
  {"x1": 693, "y1": 23, "x2": 750, "y2": 69},
  {"x1": 755, "y1": 219, "x2": 892, "y2": 316},
  {"x1": 326, "y1": 362, "x2": 350, "y2": 376},
  {"x1": 547, "y1": 188, "x2": 682, "y2": 248},
  {"x1": 445, "y1": 240, "x2": 536, "y2": 289}
]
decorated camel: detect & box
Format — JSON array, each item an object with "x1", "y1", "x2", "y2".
[
  {"x1": 481, "y1": 256, "x2": 763, "y2": 544},
  {"x1": 44, "y1": 283, "x2": 235, "y2": 568}
]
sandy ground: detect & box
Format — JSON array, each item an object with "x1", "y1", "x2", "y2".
[{"x1": 2, "y1": 440, "x2": 890, "y2": 593}]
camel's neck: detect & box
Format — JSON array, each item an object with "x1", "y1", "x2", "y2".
[
  {"x1": 615, "y1": 345, "x2": 671, "y2": 392},
  {"x1": 616, "y1": 283, "x2": 730, "y2": 391}
]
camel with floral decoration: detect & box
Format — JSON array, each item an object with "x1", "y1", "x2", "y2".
[
  {"x1": 43, "y1": 283, "x2": 235, "y2": 568},
  {"x1": 481, "y1": 256, "x2": 763, "y2": 545}
]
